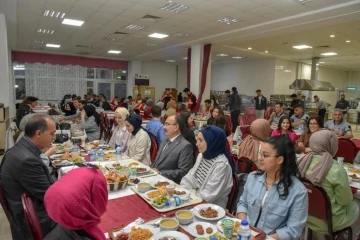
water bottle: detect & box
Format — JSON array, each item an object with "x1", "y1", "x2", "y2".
[
  {"x1": 115, "y1": 147, "x2": 122, "y2": 162},
  {"x1": 237, "y1": 220, "x2": 251, "y2": 240},
  {"x1": 130, "y1": 167, "x2": 137, "y2": 179},
  {"x1": 89, "y1": 150, "x2": 96, "y2": 161},
  {"x1": 237, "y1": 135, "x2": 242, "y2": 145},
  {"x1": 165, "y1": 195, "x2": 189, "y2": 208},
  {"x1": 97, "y1": 148, "x2": 104, "y2": 161}
]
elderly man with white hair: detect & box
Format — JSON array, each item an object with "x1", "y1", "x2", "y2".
[{"x1": 324, "y1": 108, "x2": 353, "y2": 139}]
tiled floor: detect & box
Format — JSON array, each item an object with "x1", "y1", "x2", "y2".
[{"x1": 1, "y1": 124, "x2": 360, "y2": 239}]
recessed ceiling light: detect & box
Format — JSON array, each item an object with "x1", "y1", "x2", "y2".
[
  {"x1": 217, "y1": 17, "x2": 239, "y2": 25},
  {"x1": 232, "y1": 56, "x2": 243, "y2": 59},
  {"x1": 149, "y1": 33, "x2": 168, "y2": 39},
  {"x1": 346, "y1": 40, "x2": 351, "y2": 43},
  {"x1": 292, "y1": 45, "x2": 312, "y2": 49},
  {"x1": 248, "y1": 47, "x2": 252, "y2": 50},
  {"x1": 161, "y1": 2, "x2": 188, "y2": 13},
  {"x1": 126, "y1": 24, "x2": 144, "y2": 31},
  {"x1": 46, "y1": 44, "x2": 60, "y2": 48},
  {"x1": 145, "y1": 43, "x2": 158, "y2": 47},
  {"x1": 330, "y1": 35, "x2": 335, "y2": 38},
  {"x1": 103, "y1": 37, "x2": 118, "y2": 42},
  {"x1": 166, "y1": 60, "x2": 176, "y2": 62},
  {"x1": 216, "y1": 53, "x2": 228, "y2": 57},
  {"x1": 62, "y1": 18, "x2": 84, "y2": 26},
  {"x1": 265, "y1": 51, "x2": 268, "y2": 53},
  {"x1": 33, "y1": 40, "x2": 44, "y2": 44},
  {"x1": 44, "y1": 10, "x2": 65, "y2": 18},
  {"x1": 284, "y1": 70, "x2": 291, "y2": 73},
  {"x1": 108, "y1": 50, "x2": 121, "y2": 54},
  {"x1": 37, "y1": 29, "x2": 55, "y2": 34},
  {"x1": 173, "y1": 32, "x2": 189, "y2": 38},
  {"x1": 321, "y1": 52, "x2": 337, "y2": 56},
  {"x1": 319, "y1": 62, "x2": 326, "y2": 64},
  {"x1": 182, "y1": 57, "x2": 188, "y2": 60}
]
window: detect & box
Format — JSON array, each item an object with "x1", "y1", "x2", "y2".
[
  {"x1": 96, "y1": 68, "x2": 112, "y2": 79},
  {"x1": 114, "y1": 83, "x2": 127, "y2": 100},
  {"x1": 98, "y1": 82, "x2": 111, "y2": 101},
  {"x1": 15, "y1": 78, "x2": 26, "y2": 100},
  {"x1": 87, "y1": 68, "x2": 95, "y2": 79},
  {"x1": 113, "y1": 70, "x2": 127, "y2": 80},
  {"x1": 87, "y1": 81, "x2": 94, "y2": 95}
]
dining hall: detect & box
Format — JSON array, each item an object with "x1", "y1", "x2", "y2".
[{"x1": 1, "y1": 0, "x2": 360, "y2": 240}]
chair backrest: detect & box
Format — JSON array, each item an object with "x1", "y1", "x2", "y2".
[
  {"x1": 245, "y1": 107, "x2": 256, "y2": 115},
  {"x1": 0, "y1": 180, "x2": 13, "y2": 222},
  {"x1": 334, "y1": 138, "x2": 357, "y2": 163},
  {"x1": 264, "y1": 106, "x2": 273, "y2": 120},
  {"x1": 226, "y1": 173, "x2": 239, "y2": 213},
  {"x1": 301, "y1": 178, "x2": 333, "y2": 235},
  {"x1": 224, "y1": 115, "x2": 232, "y2": 134},
  {"x1": 21, "y1": 193, "x2": 43, "y2": 240},
  {"x1": 148, "y1": 133, "x2": 158, "y2": 163},
  {"x1": 237, "y1": 157, "x2": 258, "y2": 174}
]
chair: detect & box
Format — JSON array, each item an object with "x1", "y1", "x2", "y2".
[
  {"x1": 229, "y1": 173, "x2": 248, "y2": 215},
  {"x1": 237, "y1": 157, "x2": 258, "y2": 174},
  {"x1": 226, "y1": 173, "x2": 239, "y2": 213},
  {"x1": 301, "y1": 179, "x2": 352, "y2": 240},
  {"x1": 21, "y1": 193, "x2": 43, "y2": 240},
  {"x1": 264, "y1": 106, "x2": 273, "y2": 120},
  {"x1": 149, "y1": 133, "x2": 158, "y2": 163},
  {"x1": 0, "y1": 179, "x2": 13, "y2": 223},
  {"x1": 334, "y1": 138, "x2": 357, "y2": 164},
  {"x1": 224, "y1": 115, "x2": 232, "y2": 134}
]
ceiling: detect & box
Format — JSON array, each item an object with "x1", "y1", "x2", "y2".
[{"x1": 2, "y1": 0, "x2": 360, "y2": 70}]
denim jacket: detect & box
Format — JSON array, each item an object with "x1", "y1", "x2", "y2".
[{"x1": 237, "y1": 172, "x2": 308, "y2": 240}]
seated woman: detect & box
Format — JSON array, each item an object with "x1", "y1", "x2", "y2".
[
  {"x1": 179, "y1": 111, "x2": 197, "y2": 157},
  {"x1": 64, "y1": 102, "x2": 77, "y2": 116},
  {"x1": 238, "y1": 119, "x2": 271, "y2": 168},
  {"x1": 298, "y1": 130, "x2": 360, "y2": 238},
  {"x1": 181, "y1": 125, "x2": 234, "y2": 209},
  {"x1": 109, "y1": 107, "x2": 130, "y2": 151},
  {"x1": 295, "y1": 116, "x2": 323, "y2": 154},
  {"x1": 44, "y1": 167, "x2": 108, "y2": 240},
  {"x1": 237, "y1": 135, "x2": 308, "y2": 240},
  {"x1": 271, "y1": 116, "x2": 297, "y2": 143},
  {"x1": 165, "y1": 100, "x2": 178, "y2": 116},
  {"x1": 79, "y1": 105, "x2": 100, "y2": 142},
  {"x1": 125, "y1": 114, "x2": 151, "y2": 166},
  {"x1": 207, "y1": 106, "x2": 224, "y2": 125}
]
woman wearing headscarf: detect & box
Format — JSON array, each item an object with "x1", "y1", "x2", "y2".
[
  {"x1": 109, "y1": 107, "x2": 130, "y2": 151},
  {"x1": 179, "y1": 111, "x2": 197, "y2": 159},
  {"x1": 181, "y1": 125, "x2": 234, "y2": 208},
  {"x1": 44, "y1": 167, "x2": 108, "y2": 240},
  {"x1": 166, "y1": 100, "x2": 178, "y2": 117},
  {"x1": 238, "y1": 119, "x2": 271, "y2": 168},
  {"x1": 80, "y1": 105, "x2": 100, "y2": 142},
  {"x1": 298, "y1": 130, "x2": 360, "y2": 239},
  {"x1": 125, "y1": 114, "x2": 151, "y2": 165}
]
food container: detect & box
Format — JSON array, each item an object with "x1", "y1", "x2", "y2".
[
  {"x1": 107, "y1": 180, "x2": 128, "y2": 192},
  {"x1": 221, "y1": 218, "x2": 234, "y2": 238},
  {"x1": 159, "y1": 218, "x2": 179, "y2": 231},
  {"x1": 137, "y1": 182, "x2": 151, "y2": 193},
  {"x1": 175, "y1": 210, "x2": 194, "y2": 225}
]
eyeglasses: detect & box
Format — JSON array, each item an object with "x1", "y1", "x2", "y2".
[
  {"x1": 164, "y1": 122, "x2": 177, "y2": 126},
  {"x1": 259, "y1": 151, "x2": 279, "y2": 159}
]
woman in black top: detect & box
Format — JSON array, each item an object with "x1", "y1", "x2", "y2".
[{"x1": 179, "y1": 111, "x2": 197, "y2": 159}]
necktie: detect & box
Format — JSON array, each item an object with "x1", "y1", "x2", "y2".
[{"x1": 162, "y1": 140, "x2": 171, "y2": 152}]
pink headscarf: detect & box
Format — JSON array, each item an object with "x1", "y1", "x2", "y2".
[{"x1": 44, "y1": 168, "x2": 108, "y2": 240}]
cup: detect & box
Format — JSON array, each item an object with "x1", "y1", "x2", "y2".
[
  {"x1": 221, "y1": 218, "x2": 235, "y2": 238},
  {"x1": 337, "y1": 157, "x2": 344, "y2": 166},
  {"x1": 166, "y1": 184, "x2": 175, "y2": 197}
]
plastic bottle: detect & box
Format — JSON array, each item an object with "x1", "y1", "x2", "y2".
[
  {"x1": 237, "y1": 220, "x2": 251, "y2": 240},
  {"x1": 237, "y1": 135, "x2": 242, "y2": 145},
  {"x1": 165, "y1": 195, "x2": 189, "y2": 208},
  {"x1": 115, "y1": 147, "x2": 122, "y2": 162},
  {"x1": 89, "y1": 150, "x2": 96, "y2": 162},
  {"x1": 130, "y1": 167, "x2": 137, "y2": 179},
  {"x1": 97, "y1": 148, "x2": 104, "y2": 161}
]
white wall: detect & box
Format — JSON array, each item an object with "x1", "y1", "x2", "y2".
[
  {"x1": 0, "y1": 14, "x2": 10, "y2": 109},
  {"x1": 211, "y1": 59, "x2": 276, "y2": 98}
]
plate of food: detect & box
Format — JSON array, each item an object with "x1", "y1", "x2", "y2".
[
  {"x1": 349, "y1": 174, "x2": 360, "y2": 182},
  {"x1": 173, "y1": 188, "x2": 190, "y2": 196},
  {"x1": 348, "y1": 168, "x2": 360, "y2": 174},
  {"x1": 128, "y1": 178, "x2": 141, "y2": 186},
  {"x1": 150, "y1": 180, "x2": 174, "y2": 189},
  {"x1": 121, "y1": 225, "x2": 159, "y2": 240},
  {"x1": 52, "y1": 159, "x2": 73, "y2": 167},
  {"x1": 128, "y1": 162, "x2": 140, "y2": 167},
  {"x1": 71, "y1": 156, "x2": 84, "y2": 164},
  {"x1": 187, "y1": 222, "x2": 217, "y2": 238},
  {"x1": 152, "y1": 195, "x2": 169, "y2": 208},
  {"x1": 51, "y1": 152, "x2": 72, "y2": 160},
  {"x1": 103, "y1": 152, "x2": 115, "y2": 160},
  {"x1": 144, "y1": 189, "x2": 167, "y2": 200},
  {"x1": 135, "y1": 166, "x2": 151, "y2": 174},
  {"x1": 193, "y1": 204, "x2": 226, "y2": 221},
  {"x1": 216, "y1": 218, "x2": 241, "y2": 236},
  {"x1": 106, "y1": 163, "x2": 130, "y2": 173},
  {"x1": 153, "y1": 231, "x2": 190, "y2": 240}
]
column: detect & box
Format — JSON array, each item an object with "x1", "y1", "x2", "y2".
[{"x1": 127, "y1": 60, "x2": 142, "y2": 97}]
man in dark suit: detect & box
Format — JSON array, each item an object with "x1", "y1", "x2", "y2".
[
  {"x1": 0, "y1": 114, "x2": 57, "y2": 239},
  {"x1": 151, "y1": 115, "x2": 194, "y2": 184}
]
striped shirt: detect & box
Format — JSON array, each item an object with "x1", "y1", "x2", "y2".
[{"x1": 195, "y1": 158, "x2": 216, "y2": 186}]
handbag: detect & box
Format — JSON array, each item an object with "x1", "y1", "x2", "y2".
[
  {"x1": 54, "y1": 123, "x2": 69, "y2": 144},
  {"x1": 70, "y1": 123, "x2": 85, "y2": 137}
]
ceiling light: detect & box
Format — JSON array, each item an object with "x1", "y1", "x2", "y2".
[
  {"x1": 330, "y1": 35, "x2": 335, "y2": 38},
  {"x1": 46, "y1": 44, "x2": 60, "y2": 48},
  {"x1": 108, "y1": 50, "x2": 121, "y2": 54},
  {"x1": 13, "y1": 65, "x2": 25, "y2": 70},
  {"x1": 232, "y1": 56, "x2": 243, "y2": 59},
  {"x1": 346, "y1": 40, "x2": 351, "y2": 43},
  {"x1": 248, "y1": 47, "x2": 252, "y2": 50},
  {"x1": 161, "y1": 2, "x2": 188, "y2": 13},
  {"x1": 44, "y1": 10, "x2": 65, "y2": 18},
  {"x1": 265, "y1": 51, "x2": 268, "y2": 53},
  {"x1": 166, "y1": 60, "x2": 176, "y2": 62},
  {"x1": 126, "y1": 24, "x2": 144, "y2": 31},
  {"x1": 295, "y1": 0, "x2": 313, "y2": 3},
  {"x1": 319, "y1": 62, "x2": 325, "y2": 64},
  {"x1": 217, "y1": 17, "x2": 239, "y2": 25},
  {"x1": 321, "y1": 52, "x2": 337, "y2": 56},
  {"x1": 14, "y1": 85, "x2": 19, "y2": 88},
  {"x1": 33, "y1": 40, "x2": 44, "y2": 44},
  {"x1": 145, "y1": 43, "x2": 158, "y2": 47},
  {"x1": 149, "y1": 33, "x2": 168, "y2": 39},
  {"x1": 216, "y1": 53, "x2": 228, "y2": 57},
  {"x1": 173, "y1": 32, "x2": 189, "y2": 38},
  {"x1": 103, "y1": 37, "x2": 118, "y2": 42},
  {"x1": 62, "y1": 18, "x2": 84, "y2": 26},
  {"x1": 275, "y1": 66, "x2": 284, "y2": 70},
  {"x1": 122, "y1": 71, "x2": 126, "y2": 73},
  {"x1": 292, "y1": 45, "x2": 312, "y2": 49},
  {"x1": 182, "y1": 57, "x2": 188, "y2": 60},
  {"x1": 284, "y1": 70, "x2": 291, "y2": 72},
  {"x1": 37, "y1": 29, "x2": 55, "y2": 34}
]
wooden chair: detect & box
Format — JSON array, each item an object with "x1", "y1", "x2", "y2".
[
  {"x1": 0, "y1": 179, "x2": 13, "y2": 223},
  {"x1": 237, "y1": 157, "x2": 258, "y2": 174},
  {"x1": 301, "y1": 179, "x2": 352, "y2": 240},
  {"x1": 334, "y1": 138, "x2": 357, "y2": 164},
  {"x1": 226, "y1": 173, "x2": 239, "y2": 213},
  {"x1": 224, "y1": 115, "x2": 232, "y2": 135},
  {"x1": 21, "y1": 193, "x2": 43, "y2": 240}
]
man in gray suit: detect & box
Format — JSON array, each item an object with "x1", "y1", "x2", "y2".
[
  {"x1": 0, "y1": 114, "x2": 57, "y2": 239},
  {"x1": 151, "y1": 115, "x2": 194, "y2": 184}
]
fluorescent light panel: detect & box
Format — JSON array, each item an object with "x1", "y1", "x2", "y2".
[
  {"x1": 232, "y1": 56, "x2": 243, "y2": 59},
  {"x1": 166, "y1": 60, "x2": 176, "y2": 62},
  {"x1": 44, "y1": 10, "x2": 65, "y2": 18},
  {"x1": 346, "y1": 40, "x2": 351, "y2": 43},
  {"x1": 161, "y1": 2, "x2": 188, "y2": 13},
  {"x1": 321, "y1": 52, "x2": 337, "y2": 56},
  {"x1": 33, "y1": 40, "x2": 44, "y2": 44},
  {"x1": 37, "y1": 29, "x2": 55, "y2": 34},
  {"x1": 108, "y1": 50, "x2": 121, "y2": 54},
  {"x1": 217, "y1": 17, "x2": 239, "y2": 25},
  {"x1": 319, "y1": 62, "x2": 326, "y2": 63},
  {"x1": 126, "y1": 24, "x2": 144, "y2": 31},
  {"x1": 216, "y1": 53, "x2": 228, "y2": 57},
  {"x1": 149, "y1": 33, "x2": 168, "y2": 39},
  {"x1": 182, "y1": 57, "x2": 188, "y2": 60},
  {"x1": 62, "y1": 18, "x2": 84, "y2": 26},
  {"x1": 292, "y1": 45, "x2": 312, "y2": 49},
  {"x1": 330, "y1": 35, "x2": 335, "y2": 38},
  {"x1": 46, "y1": 44, "x2": 60, "y2": 48}
]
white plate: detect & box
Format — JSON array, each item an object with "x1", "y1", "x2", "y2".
[
  {"x1": 135, "y1": 165, "x2": 151, "y2": 174},
  {"x1": 152, "y1": 231, "x2": 190, "y2": 240},
  {"x1": 149, "y1": 180, "x2": 174, "y2": 189},
  {"x1": 174, "y1": 188, "x2": 190, "y2": 197},
  {"x1": 143, "y1": 190, "x2": 165, "y2": 200},
  {"x1": 122, "y1": 225, "x2": 159, "y2": 237},
  {"x1": 349, "y1": 174, "x2": 360, "y2": 182},
  {"x1": 187, "y1": 222, "x2": 217, "y2": 238},
  {"x1": 193, "y1": 204, "x2": 226, "y2": 221},
  {"x1": 128, "y1": 178, "x2": 141, "y2": 186},
  {"x1": 216, "y1": 218, "x2": 241, "y2": 236}
]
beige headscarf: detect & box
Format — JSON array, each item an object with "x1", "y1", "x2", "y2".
[
  {"x1": 166, "y1": 100, "x2": 177, "y2": 109},
  {"x1": 298, "y1": 130, "x2": 338, "y2": 186},
  {"x1": 238, "y1": 119, "x2": 271, "y2": 164}
]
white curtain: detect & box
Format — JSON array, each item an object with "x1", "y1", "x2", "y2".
[{"x1": 25, "y1": 63, "x2": 87, "y2": 101}]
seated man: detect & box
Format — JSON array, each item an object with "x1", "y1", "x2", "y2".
[
  {"x1": 0, "y1": 114, "x2": 57, "y2": 239},
  {"x1": 324, "y1": 109, "x2": 353, "y2": 139},
  {"x1": 268, "y1": 102, "x2": 286, "y2": 128},
  {"x1": 290, "y1": 104, "x2": 309, "y2": 131},
  {"x1": 202, "y1": 99, "x2": 211, "y2": 116},
  {"x1": 146, "y1": 105, "x2": 165, "y2": 145},
  {"x1": 59, "y1": 99, "x2": 87, "y2": 121},
  {"x1": 151, "y1": 115, "x2": 194, "y2": 184}
]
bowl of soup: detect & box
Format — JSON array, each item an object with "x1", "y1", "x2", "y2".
[
  {"x1": 159, "y1": 218, "x2": 179, "y2": 231},
  {"x1": 137, "y1": 182, "x2": 151, "y2": 193},
  {"x1": 175, "y1": 210, "x2": 194, "y2": 225}
]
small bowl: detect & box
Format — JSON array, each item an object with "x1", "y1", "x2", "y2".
[
  {"x1": 137, "y1": 182, "x2": 151, "y2": 193},
  {"x1": 159, "y1": 218, "x2": 179, "y2": 231},
  {"x1": 175, "y1": 210, "x2": 194, "y2": 225}
]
